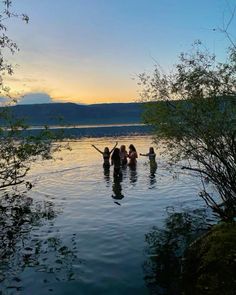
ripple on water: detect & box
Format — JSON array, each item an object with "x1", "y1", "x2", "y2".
[{"x1": 3, "y1": 136, "x2": 213, "y2": 295}]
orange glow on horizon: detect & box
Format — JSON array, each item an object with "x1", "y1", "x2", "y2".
[{"x1": 5, "y1": 74, "x2": 139, "y2": 104}]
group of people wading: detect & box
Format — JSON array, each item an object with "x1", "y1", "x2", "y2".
[{"x1": 91, "y1": 142, "x2": 157, "y2": 178}]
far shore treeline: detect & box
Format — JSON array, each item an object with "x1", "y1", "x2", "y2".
[
  {"x1": 1, "y1": 98, "x2": 235, "y2": 138},
  {"x1": 1, "y1": 97, "x2": 235, "y2": 127},
  {"x1": 0, "y1": 102, "x2": 144, "y2": 126}
]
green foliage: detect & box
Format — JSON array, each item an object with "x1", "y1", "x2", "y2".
[
  {"x1": 143, "y1": 209, "x2": 211, "y2": 294},
  {"x1": 183, "y1": 222, "x2": 236, "y2": 295},
  {"x1": 144, "y1": 210, "x2": 235, "y2": 295},
  {"x1": 0, "y1": 0, "x2": 29, "y2": 99},
  {"x1": 138, "y1": 41, "x2": 236, "y2": 220},
  {"x1": 0, "y1": 107, "x2": 63, "y2": 188},
  {"x1": 0, "y1": 1, "x2": 66, "y2": 189}
]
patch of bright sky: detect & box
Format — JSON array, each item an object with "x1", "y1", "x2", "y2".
[{"x1": 3, "y1": 0, "x2": 236, "y2": 104}]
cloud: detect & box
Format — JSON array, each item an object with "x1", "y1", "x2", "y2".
[{"x1": 17, "y1": 92, "x2": 54, "y2": 105}]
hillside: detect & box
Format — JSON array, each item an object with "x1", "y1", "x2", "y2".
[{"x1": 1, "y1": 102, "x2": 144, "y2": 126}]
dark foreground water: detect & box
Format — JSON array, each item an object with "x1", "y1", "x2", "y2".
[{"x1": 0, "y1": 135, "x2": 216, "y2": 295}]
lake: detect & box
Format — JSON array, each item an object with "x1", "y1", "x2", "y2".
[{"x1": 0, "y1": 135, "x2": 215, "y2": 295}]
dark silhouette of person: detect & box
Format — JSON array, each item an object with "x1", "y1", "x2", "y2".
[
  {"x1": 111, "y1": 147, "x2": 122, "y2": 179},
  {"x1": 91, "y1": 142, "x2": 118, "y2": 169},
  {"x1": 120, "y1": 145, "x2": 128, "y2": 166}
]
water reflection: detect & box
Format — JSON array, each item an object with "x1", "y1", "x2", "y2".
[
  {"x1": 143, "y1": 209, "x2": 213, "y2": 295},
  {"x1": 111, "y1": 175, "x2": 124, "y2": 205},
  {"x1": 129, "y1": 165, "x2": 138, "y2": 185},
  {"x1": 103, "y1": 166, "x2": 110, "y2": 185},
  {"x1": 149, "y1": 161, "x2": 157, "y2": 188},
  {"x1": 0, "y1": 192, "x2": 81, "y2": 294},
  {"x1": 121, "y1": 164, "x2": 128, "y2": 178}
]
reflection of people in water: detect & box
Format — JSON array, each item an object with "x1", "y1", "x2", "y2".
[
  {"x1": 112, "y1": 177, "x2": 124, "y2": 201},
  {"x1": 111, "y1": 174, "x2": 124, "y2": 205},
  {"x1": 129, "y1": 164, "x2": 138, "y2": 184},
  {"x1": 150, "y1": 159, "x2": 157, "y2": 174},
  {"x1": 91, "y1": 142, "x2": 118, "y2": 168},
  {"x1": 149, "y1": 164, "x2": 157, "y2": 186},
  {"x1": 120, "y1": 145, "x2": 128, "y2": 166},
  {"x1": 128, "y1": 144, "x2": 138, "y2": 166},
  {"x1": 111, "y1": 148, "x2": 122, "y2": 178},
  {"x1": 103, "y1": 166, "x2": 110, "y2": 185}
]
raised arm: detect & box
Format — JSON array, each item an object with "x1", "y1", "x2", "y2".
[
  {"x1": 91, "y1": 144, "x2": 103, "y2": 154},
  {"x1": 110, "y1": 141, "x2": 118, "y2": 154}
]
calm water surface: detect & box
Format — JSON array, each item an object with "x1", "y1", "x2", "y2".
[{"x1": 1, "y1": 135, "x2": 211, "y2": 295}]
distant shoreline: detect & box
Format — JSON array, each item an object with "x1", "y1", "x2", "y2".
[
  {"x1": 14, "y1": 124, "x2": 151, "y2": 139},
  {"x1": 0, "y1": 102, "x2": 143, "y2": 126},
  {"x1": 26, "y1": 123, "x2": 145, "y2": 130}
]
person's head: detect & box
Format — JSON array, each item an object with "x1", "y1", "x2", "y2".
[
  {"x1": 112, "y1": 148, "x2": 120, "y2": 160},
  {"x1": 120, "y1": 145, "x2": 126, "y2": 152},
  {"x1": 104, "y1": 147, "x2": 109, "y2": 153},
  {"x1": 129, "y1": 144, "x2": 136, "y2": 152},
  {"x1": 149, "y1": 147, "x2": 154, "y2": 154}
]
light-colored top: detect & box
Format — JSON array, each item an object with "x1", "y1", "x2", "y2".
[{"x1": 120, "y1": 150, "x2": 128, "y2": 165}]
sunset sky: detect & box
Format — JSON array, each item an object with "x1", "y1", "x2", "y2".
[{"x1": 4, "y1": 0, "x2": 236, "y2": 104}]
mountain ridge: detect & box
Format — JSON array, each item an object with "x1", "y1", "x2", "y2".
[{"x1": 1, "y1": 102, "x2": 144, "y2": 126}]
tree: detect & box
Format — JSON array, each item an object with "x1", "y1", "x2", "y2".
[
  {"x1": 0, "y1": 1, "x2": 63, "y2": 189},
  {"x1": 0, "y1": 0, "x2": 29, "y2": 100},
  {"x1": 138, "y1": 41, "x2": 236, "y2": 221}
]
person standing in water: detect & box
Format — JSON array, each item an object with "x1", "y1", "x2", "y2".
[
  {"x1": 140, "y1": 147, "x2": 156, "y2": 162},
  {"x1": 91, "y1": 142, "x2": 118, "y2": 168},
  {"x1": 120, "y1": 145, "x2": 128, "y2": 166},
  {"x1": 111, "y1": 147, "x2": 122, "y2": 178},
  {"x1": 140, "y1": 147, "x2": 157, "y2": 173},
  {"x1": 128, "y1": 144, "x2": 138, "y2": 166}
]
